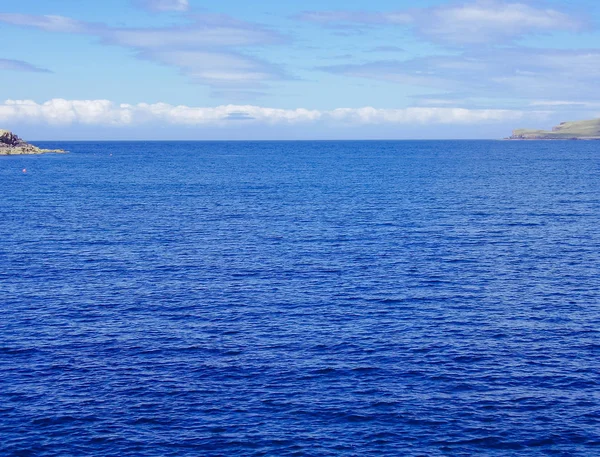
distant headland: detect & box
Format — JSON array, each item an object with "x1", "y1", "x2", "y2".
[
  {"x1": 508, "y1": 118, "x2": 600, "y2": 140},
  {"x1": 0, "y1": 129, "x2": 65, "y2": 155}
]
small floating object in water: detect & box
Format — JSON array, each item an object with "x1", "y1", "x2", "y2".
[{"x1": 22, "y1": 168, "x2": 27, "y2": 173}]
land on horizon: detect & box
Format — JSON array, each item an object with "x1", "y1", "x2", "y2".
[
  {"x1": 5, "y1": 125, "x2": 600, "y2": 145},
  {"x1": 509, "y1": 118, "x2": 600, "y2": 140}
]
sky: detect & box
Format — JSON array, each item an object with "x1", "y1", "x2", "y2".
[{"x1": 1, "y1": 0, "x2": 600, "y2": 139}]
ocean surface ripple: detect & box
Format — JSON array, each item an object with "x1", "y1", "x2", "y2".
[{"x1": 1, "y1": 140, "x2": 599, "y2": 456}]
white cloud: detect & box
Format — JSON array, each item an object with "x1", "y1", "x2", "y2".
[
  {"x1": 0, "y1": 99, "x2": 133, "y2": 125},
  {"x1": 0, "y1": 99, "x2": 536, "y2": 127},
  {"x1": 297, "y1": 1, "x2": 585, "y2": 44},
  {"x1": 420, "y1": 0, "x2": 583, "y2": 44},
  {"x1": 327, "y1": 106, "x2": 530, "y2": 124},
  {"x1": 134, "y1": 0, "x2": 189, "y2": 12}
]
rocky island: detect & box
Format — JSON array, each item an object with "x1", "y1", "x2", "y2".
[
  {"x1": 0, "y1": 129, "x2": 65, "y2": 155},
  {"x1": 509, "y1": 118, "x2": 600, "y2": 140}
]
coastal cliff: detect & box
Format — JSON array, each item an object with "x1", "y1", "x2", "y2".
[
  {"x1": 509, "y1": 118, "x2": 600, "y2": 140},
  {"x1": 0, "y1": 129, "x2": 65, "y2": 155}
]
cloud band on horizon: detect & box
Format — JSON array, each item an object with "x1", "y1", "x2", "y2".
[{"x1": 0, "y1": 99, "x2": 545, "y2": 127}]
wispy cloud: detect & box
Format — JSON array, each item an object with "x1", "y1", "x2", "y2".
[
  {"x1": 322, "y1": 48, "x2": 600, "y2": 102},
  {"x1": 370, "y1": 46, "x2": 407, "y2": 53},
  {"x1": 0, "y1": 58, "x2": 51, "y2": 73},
  {"x1": 295, "y1": 11, "x2": 413, "y2": 26},
  {"x1": 0, "y1": 13, "x2": 90, "y2": 33},
  {"x1": 133, "y1": 0, "x2": 189, "y2": 12},
  {"x1": 529, "y1": 100, "x2": 600, "y2": 108},
  {"x1": 416, "y1": 0, "x2": 584, "y2": 44},
  {"x1": 104, "y1": 14, "x2": 284, "y2": 48},
  {"x1": 0, "y1": 98, "x2": 538, "y2": 127},
  {"x1": 0, "y1": 12, "x2": 287, "y2": 93},
  {"x1": 136, "y1": 49, "x2": 284, "y2": 87},
  {"x1": 297, "y1": 1, "x2": 586, "y2": 45}
]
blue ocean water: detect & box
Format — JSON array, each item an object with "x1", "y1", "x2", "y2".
[{"x1": 1, "y1": 140, "x2": 599, "y2": 456}]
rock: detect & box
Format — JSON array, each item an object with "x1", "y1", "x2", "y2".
[
  {"x1": 0, "y1": 129, "x2": 65, "y2": 155},
  {"x1": 0, "y1": 129, "x2": 24, "y2": 146}
]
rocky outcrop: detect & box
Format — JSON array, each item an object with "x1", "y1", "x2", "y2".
[
  {"x1": 0, "y1": 129, "x2": 65, "y2": 155},
  {"x1": 508, "y1": 118, "x2": 600, "y2": 140}
]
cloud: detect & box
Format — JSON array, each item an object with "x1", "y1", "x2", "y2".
[
  {"x1": 0, "y1": 13, "x2": 286, "y2": 91},
  {"x1": 0, "y1": 58, "x2": 51, "y2": 73},
  {"x1": 417, "y1": 0, "x2": 584, "y2": 44},
  {"x1": 295, "y1": 11, "x2": 412, "y2": 26},
  {"x1": 137, "y1": 49, "x2": 284, "y2": 87},
  {"x1": 529, "y1": 100, "x2": 600, "y2": 108},
  {"x1": 326, "y1": 106, "x2": 531, "y2": 124},
  {"x1": 224, "y1": 112, "x2": 256, "y2": 121},
  {"x1": 0, "y1": 13, "x2": 91, "y2": 33},
  {"x1": 370, "y1": 46, "x2": 407, "y2": 53},
  {"x1": 104, "y1": 15, "x2": 284, "y2": 48},
  {"x1": 134, "y1": 0, "x2": 189, "y2": 12},
  {"x1": 0, "y1": 98, "x2": 537, "y2": 127},
  {"x1": 415, "y1": 98, "x2": 467, "y2": 106},
  {"x1": 322, "y1": 48, "x2": 600, "y2": 102},
  {"x1": 297, "y1": 1, "x2": 585, "y2": 45}
]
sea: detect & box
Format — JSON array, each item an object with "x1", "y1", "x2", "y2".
[{"x1": 1, "y1": 140, "x2": 599, "y2": 456}]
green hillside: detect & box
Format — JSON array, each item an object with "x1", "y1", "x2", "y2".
[{"x1": 510, "y1": 118, "x2": 600, "y2": 140}]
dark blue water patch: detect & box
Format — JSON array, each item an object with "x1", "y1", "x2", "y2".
[{"x1": 1, "y1": 140, "x2": 600, "y2": 456}]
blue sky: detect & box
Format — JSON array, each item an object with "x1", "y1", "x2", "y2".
[{"x1": 1, "y1": 0, "x2": 599, "y2": 139}]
